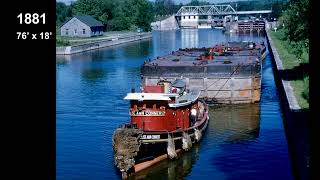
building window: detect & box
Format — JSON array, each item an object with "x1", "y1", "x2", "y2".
[
  {"x1": 189, "y1": 16, "x2": 190, "y2": 19},
  {"x1": 83, "y1": 29, "x2": 85, "y2": 34},
  {"x1": 65, "y1": 29, "x2": 68, "y2": 35},
  {"x1": 74, "y1": 29, "x2": 77, "y2": 34},
  {"x1": 183, "y1": 16, "x2": 185, "y2": 19},
  {"x1": 194, "y1": 16, "x2": 196, "y2": 19}
]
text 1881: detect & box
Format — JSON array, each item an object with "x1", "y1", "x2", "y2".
[{"x1": 17, "y1": 13, "x2": 45, "y2": 24}]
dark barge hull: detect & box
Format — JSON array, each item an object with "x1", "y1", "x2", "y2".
[
  {"x1": 141, "y1": 42, "x2": 266, "y2": 104},
  {"x1": 141, "y1": 43, "x2": 266, "y2": 104}
]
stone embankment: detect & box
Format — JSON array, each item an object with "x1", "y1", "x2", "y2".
[
  {"x1": 151, "y1": 15, "x2": 179, "y2": 31},
  {"x1": 56, "y1": 32, "x2": 152, "y2": 55}
]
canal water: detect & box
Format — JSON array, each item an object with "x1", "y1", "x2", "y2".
[{"x1": 56, "y1": 29, "x2": 294, "y2": 179}]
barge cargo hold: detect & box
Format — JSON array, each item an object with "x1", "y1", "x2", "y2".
[{"x1": 141, "y1": 41, "x2": 266, "y2": 104}]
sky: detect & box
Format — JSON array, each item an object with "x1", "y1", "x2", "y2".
[{"x1": 56, "y1": 0, "x2": 249, "y2": 5}]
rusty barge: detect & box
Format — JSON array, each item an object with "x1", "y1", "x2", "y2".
[
  {"x1": 112, "y1": 41, "x2": 266, "y2": 179},
  {"x1": 141, "y1": 41, "x2": 266, "y2": 104}
]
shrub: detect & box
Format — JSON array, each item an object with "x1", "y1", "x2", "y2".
[
  {"x1": 302, "y1": 76, "x2": 309, "y2": 102},
  {"x1": 56, "y1": 38, "x2": 70, "y2": 47}
]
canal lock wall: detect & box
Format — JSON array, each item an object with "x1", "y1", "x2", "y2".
[
  {"x1": 56, "y1": 32, "x2": 152, "y2": 55},
  {"x1": 266, "y1": 30, "x2": 310, "y2": 180},
  {"x1": 151, "y1": 15, "x2": 180, "y2": 31}
]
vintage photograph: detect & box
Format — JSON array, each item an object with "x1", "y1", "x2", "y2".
[{"x1": 56, "y1": 0, "x2": 309, "y2": 179}]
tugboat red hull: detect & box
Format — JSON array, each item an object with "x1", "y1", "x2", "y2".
[
  {"x1": 136, "y1": 102, "x2": 209, "y2": 164},
  {"x1": 113, "y1": 78, "x2": 209, "y2": 179},
  {"x1": 113, "y1": 100, "x2": 209, "y2": 179}
]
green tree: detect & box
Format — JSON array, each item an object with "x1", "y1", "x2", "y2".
[
  {"x1": 110, "y1": 0, "x2": 153, "y2": 31},
  {"x1": 278, "y1": 0, "x2": 309, "y2": 103},
  {"x1": 111, "y1": 0, "x2": 138, "y2": 30},
  {"x1": 189, "y1": 0, "x2": 199, "y2": 6},
  {"x1": 154, "y1": 0, "x2": 175, "y2": 16},
  {"x1": 136, "y1": 0, "x2": 155, "y2": 31},
  {"x1": 56, "y1": 2, "x2": 73, "y2": 25},
  {"x1": 277, "y1": 0, "x2": 308, "y2": 59},
  {"x1": 270, "y1": 1, "x2": 288, "y2": 18},
  {"x1": 281, "y1": 0, "x2": 309, "y2": 46},
  {"x1": 73, "y1": 0, "x2": 113, "y2": 25}
]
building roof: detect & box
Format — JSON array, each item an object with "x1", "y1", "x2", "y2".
[
  {"x1": 75, "y1": 15, "x2": 104, "y2": 27},
  {"x1": 61, "y1": 15, "x2": 104, "y2": 28}
]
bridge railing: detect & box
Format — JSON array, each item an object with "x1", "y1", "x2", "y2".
[
  {"x1": 176, "y1": 5, "x2": 236, "y2": 16},
  {"x1": 175, "y1": 5, "x2": 272, "y2": 16}
]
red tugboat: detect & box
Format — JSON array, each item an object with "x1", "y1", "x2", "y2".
[{"x1": 112, "y1": 78, "x2": 209, "y2": 179}]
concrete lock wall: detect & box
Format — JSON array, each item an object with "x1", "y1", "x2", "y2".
[
  {"x1": 151, "y1": 15, "x2": 179, "y2": 31},
  {"x1": 56, "y1": 47, "x2": 67, "y2": 55},
  {"x1": 266, "y1": 30, "x2": 310, "y2": 180},
  {"x1": 56, "y1": 33, "x2": 152, "y2": 55}
]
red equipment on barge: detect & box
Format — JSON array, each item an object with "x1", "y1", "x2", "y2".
[{"x1": 112, "y1": 78, "x2": 209, "y2": 179}]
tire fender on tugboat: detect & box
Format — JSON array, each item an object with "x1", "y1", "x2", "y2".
[
  {"x1": 194, "y1": 128, "x2": 202, "y2": 142},
  {"x1": 182, "y1": 131, "x2": 192, "y2": 151},
  {"x1": 167, "y1": 133, "x2": 177, "y2": 159}
]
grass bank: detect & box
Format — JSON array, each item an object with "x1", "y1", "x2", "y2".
[
  {"x1": 269, "y1": 29, "x2": 309, "y2": 109},
  {"x1": 56, "y1": 27, "x2": 137, "y2": 47}
]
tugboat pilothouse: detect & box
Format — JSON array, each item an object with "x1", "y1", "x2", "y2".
[{"x1": 112, "y1": 78, "x2": 209, "y2": 179}]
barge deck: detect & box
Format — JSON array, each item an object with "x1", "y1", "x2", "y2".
[{"x1": 141, "y1": 42, "x2": 266, "y2": 104}]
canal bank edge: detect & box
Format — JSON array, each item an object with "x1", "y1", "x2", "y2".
[
  {"x1": 56, "y1": 32, "x2": 152, "y2": 55},
  {"x1": 266, "y1": 30, "x2": 309, "y2": 180},
  {"x1": 265, "y1": 30, "x2": 301, "y2": 111}
]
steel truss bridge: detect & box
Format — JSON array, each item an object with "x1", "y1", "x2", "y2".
[{"x1": 175, "y1": 5, "x2": 272, "y2": 16}]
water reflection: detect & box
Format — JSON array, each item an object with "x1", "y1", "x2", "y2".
[
  {"x1": 81, "y1": 69, "x2": 107, "y2": 81},
  {"x1": 56, "y1": 57, "x2": 69, "y2": 66},
  {"x1": 56, "y1": 29, "x2": 292, "y2": 180},
  {"x1": 57, "y1": 54, "x2": 73, "y2": 62},
  {"x1": 71, "y1": 51, "x2": 105, "y2": 61},
  {"x1": 181, "y1": 29, "x2": 199, "y2": 48},
  {"x1": 127, "y1": 104, "x2": 260, "y2": 179},
  {"x1": 121, "y1": 40, "x2": 153, "y2": 58},
  {"x1": 130, "y1": 144, "x2": 200, "y2": 180},
  {"x1": 209, "y1": 104, "x2": 260, "y2": 143}
]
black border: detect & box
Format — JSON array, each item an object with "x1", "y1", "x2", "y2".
[
  {"x1": 4, "y1": 0, "x2": 318, "y2": 179},
  {"x1": 309, "y1": 0, "x2": 319, "y2": 179},
  {"x1": 6, "y1": 0, "x2": 56, "y2": 179}
]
